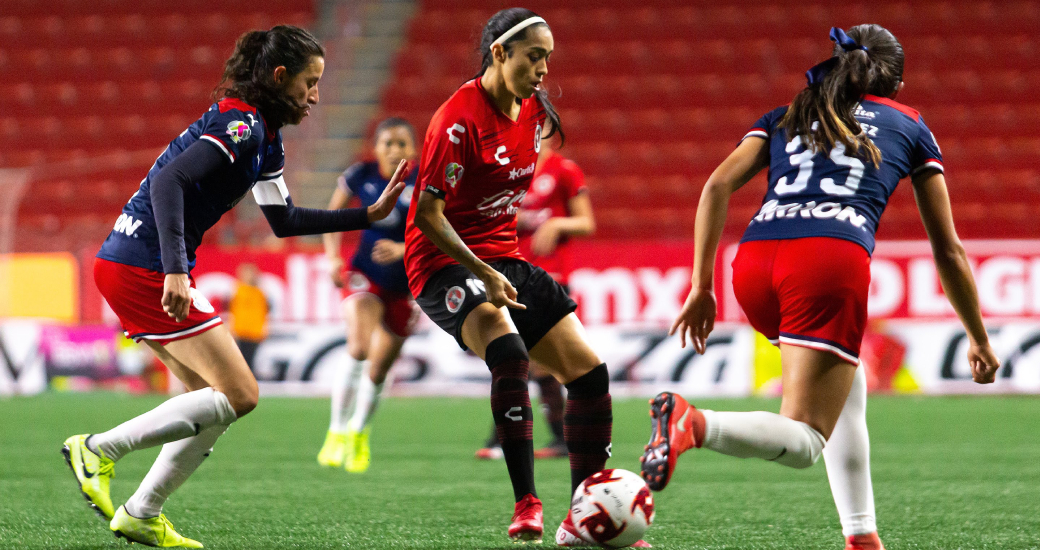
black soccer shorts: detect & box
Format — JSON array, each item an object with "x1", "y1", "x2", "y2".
[{"x1": 416, "y1": 259, "x2": 577, "y2": 351}]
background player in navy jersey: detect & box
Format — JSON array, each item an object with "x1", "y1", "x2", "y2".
[
  {"x1": 318, "y1": 117, "x2": 419, "y2": 473},
  {"x1": 641, "y1": 25, "x2": 1001, "y2": 550},
  {"x1": 476, "y1": 132, "x2": 595, "y2": 461},
  {"x1": 404, "y1": 9, "x2": 646, "y2": 547},
  {"x1": 61, "y1": 26, "x2": 408, "y2": 548}
]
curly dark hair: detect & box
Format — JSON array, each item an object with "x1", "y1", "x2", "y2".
[{"x1": 214, "y1": 25, "x2": 325, "y2": 128}]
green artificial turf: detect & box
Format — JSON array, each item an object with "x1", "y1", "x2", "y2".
[{"x1": 0, "y1": 393, "x2": 1037, "y2": 549}]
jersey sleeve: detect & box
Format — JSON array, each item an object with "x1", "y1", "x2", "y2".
[
  {"x1": 198, "y1": 107, "x2": 262, "y2": 164},
  {"x1": 417, "y1": 108, "x2": 475, "y2": 201},
  {"x1": 740, "y1": 106, "x2": 786, "y2": 144},
  {"x1": 559, "y1": 158, "x2": 587, "y2": 198},
  {"x1": 339, "y1": 162, "x2": 365, "y2": 194},
  {"x1": 910, "y1": 116, "x2": 944, "y2": 176}
]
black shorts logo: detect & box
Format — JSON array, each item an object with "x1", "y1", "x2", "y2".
[{"x1": 445, "y1": 286, "x2": 466, "y2": 313}]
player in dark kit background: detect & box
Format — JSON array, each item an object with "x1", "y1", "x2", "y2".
[
  {"x1": 404, "y1": 8, "x2": 647, "y2": 547},
  {"x1": 61, "y1": 26, "x2": 408, "y2": 548},
  {"x1": 642, "y1": 25, "x2": 1000, "y2": 550},
  {"x1": 318, "y1": 117, "x2": 420, "y2": 473}
]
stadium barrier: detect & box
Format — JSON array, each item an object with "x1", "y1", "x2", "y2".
[{"x1": 3, "y1": 240, "x2": 1039, "y2": 397}]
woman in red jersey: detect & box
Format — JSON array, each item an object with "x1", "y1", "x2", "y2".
[
  {"x1": 62, "y1": 26, "x2": 407, "y2": 548},
  {"x1": 641, "y1": 25, "x2": 1000, "y2": 550},
  {"x1": 476, "y1": 134, "x2": 595, "y2": 460},
  {"x1": 404, "y1": 8, "x2": 644, "y2": 547}
]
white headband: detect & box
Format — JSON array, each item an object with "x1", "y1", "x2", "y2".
[{"x1": 490, "y1": 17, "x2": 546, "y2": 49}]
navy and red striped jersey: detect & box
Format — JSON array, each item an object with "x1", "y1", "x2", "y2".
[
  {"x1": 339, "y1": 161, "x2": 416, "y2": 294},
  {"x1": 97, "y1": 98, "x2": 284, "y2": 273},
  {"x1": 740, "y1": 94, "x2": 943, "y2": 254}
]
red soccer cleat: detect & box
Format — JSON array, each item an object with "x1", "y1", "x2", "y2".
[
  {"x1": 474, "y1": 445, "x2": 503, "y2": 460},
  {"x1": 555, "y1": 509, "x2": 652, "y2": 547},
  {"x1": 639, "y1": 392, "x2": 705, "y2": 491},
  {"x1": 846, "y1": 532, "x2": 885, "y2": 550},
  {"x1": 508, "y1": 493, "x2": 543, "y2": 543}
]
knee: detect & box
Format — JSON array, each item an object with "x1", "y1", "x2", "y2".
[
  {"x1": 347, "y1": 343, "x2": 368, "y2": 362},
  {"x1": 369, "y1": 368, "x2": 388, "y2": 385},
  {"x1": 778, "y1": 421, "x2": 826, "y2": 469},
  {"x1": 223, "y1": 381, "x2": 259, "y2": 418}
]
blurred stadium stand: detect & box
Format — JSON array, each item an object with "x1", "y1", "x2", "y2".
[
  {"x1": 379, "y1": 0, "x2": 1040, "y2": 241},
  {"x1": 2, "y1": 0, "x2": 1038, "y2": 253}
]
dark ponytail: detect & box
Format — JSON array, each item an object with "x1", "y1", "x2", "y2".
[
  {"x1": 214, "y1": 25, "x2": 325, "y2": 128},
  {"x1": 779, "y1": 24, "x2": 904, "y2": 168},
  {"x1": 475, "y1": 8, "x2": 564, "y2": 146}
]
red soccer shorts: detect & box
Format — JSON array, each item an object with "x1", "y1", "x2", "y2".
[
  {"x1": 94, "y1": 258, "x2": 223, "y2": 345},
  {"x1": 731, "y1": 237, "x2": 870, "y2": 365},
  {"x1": 341, "y1": 269, "x2": 419, "y2": 338}
]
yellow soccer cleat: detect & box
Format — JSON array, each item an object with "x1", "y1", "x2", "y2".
[
  {"x1": 62, "y1": 434, "x2": 116, "y2": 520},
  {"x1": 344, "y1": 428, "x2": 371, "y2": 473},
  {"x1": 110, "y1": 505, "x2": 203, "y2": 548},
  {"x1": 317, "y1": 431, "x2": 348, "y2": 468}
]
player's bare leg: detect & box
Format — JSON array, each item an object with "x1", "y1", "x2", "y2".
[
  {"x1": 643, "y1": 346, "x2": 855, "y2": 492},
  {"x1": 462, "y1": 303, "x2": 542, "y2": 542},
  {"x1": 344, "y1": 324, "x2": 404, "y2": 473}
]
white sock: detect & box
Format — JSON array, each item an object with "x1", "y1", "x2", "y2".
[
  {"x1": 701, "y1": 409, "x2": 826, "y2": 469},
  {"x1": 88, "y1": 387, "x2": 237, "y2": 462},
  {"x1": 823, "y1": 364, "x2": 877, "y2": 536},
  {"x1": 124, "y1": 423, "x2": 229, "y2": 518},
  {"x1": 346, "y1": 375, "x2": 383, "y2": 433},
  {"x1": 330, "y1": 359, "x2": 365, "y2": 433}
]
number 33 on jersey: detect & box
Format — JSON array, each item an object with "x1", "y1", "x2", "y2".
[{"x1": 740, "y1": 94, "x2": 943, "y2": 254}]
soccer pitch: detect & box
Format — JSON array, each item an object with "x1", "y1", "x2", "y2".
[{"x1": 1, "y1": 393, "x2": 1037, "y2": 549}]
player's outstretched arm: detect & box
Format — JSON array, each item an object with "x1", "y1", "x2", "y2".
[
  {"x1": 671, "y1": 137, "x2": 769, "y2": 352},
  {"x1": 412, "y1": 190, "x2": 525, "y2": 310},
  {"x1": 912, "y1": 170, "x2": 1000, "y2": 383}
]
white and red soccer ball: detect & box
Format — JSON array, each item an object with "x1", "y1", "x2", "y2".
[{"x1": 570, "y1": 469, "x2": 655, "y2": 548}]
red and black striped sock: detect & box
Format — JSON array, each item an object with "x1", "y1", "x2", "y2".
[
  {"x1": 564, "y1": 363, "x2": 613, "y2": 494},
  {"x1": 535, "y1": 374, "x2": 566, "y2": 442},
  {"x1": 486, "y1": 333, "x2": 536, "y2": 502}
]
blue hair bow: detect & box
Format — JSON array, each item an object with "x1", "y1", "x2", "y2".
[{"x1": 805, "y1": 27, "x2": 868, "y2": 86}]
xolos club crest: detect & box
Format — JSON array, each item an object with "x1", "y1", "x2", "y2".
[
  {"x1": 444, "y1": 163, "x2": 464, "y2": 188},
  {"x1": 445, "y1": 286, "x2": 466, "y2": 313}
]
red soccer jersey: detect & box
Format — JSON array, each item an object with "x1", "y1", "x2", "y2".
[
  {"x1": 517, "y1": 152, "x2": 587, "y2": 282},
  {"x1": 404, "y1": 78, "x2": 546, "y2": 297}
]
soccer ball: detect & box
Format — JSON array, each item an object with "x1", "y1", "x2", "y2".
[{"x1": 570, "y1": 469, "x2": 655, "y2": 548}]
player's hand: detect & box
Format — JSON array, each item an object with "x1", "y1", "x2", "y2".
[
  {"x1": 481, "y1": 268, "x2": 526, "y2": 310},
  {"x1": 367, "y1": 160, "x2": 409, "y2": 223},
  {"x1": 669, "y1": 287, "x2": 717, "y2": 354},
  {"x1": 161, "y1": 273, "x2": 192, "y2": 323},
  {"x1": 967, "y1": 340, "x2": 1000, "y2": 384},
  {"x1": 371, "y1": 239, "x2": 405, "y2": 265},
  {"x1": 327, "y1": 257, "x2": 345, "y2": 288},
  {"x1": 530, "y1": 220, "x2": 561, "y2": 257}
]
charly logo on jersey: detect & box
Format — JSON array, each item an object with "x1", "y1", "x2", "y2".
[
  {"x1": 226, "y1": 121, "x2": 251, "y2": 143},
  {"x1": 445, "y1": 163, "x2": 464, "y2": 188},
  {"x1": 508, "y1": 162, "x2": 535, "y2": 181},
  {"x1": 752, "y1": 199, "x2": 868, "y2": 229},
  {"x1": 477, "y1": 189, "x2": 527, "y2": 217},
  {"x1": 445, "y1": 286, "x2": 466, "y2": 313},
  {"x1": 113, "y1": 213, "x2": 143, "y2": 236},
  {"x1": 534, "y1": 122, "x2": 542, "y2": 153}
]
